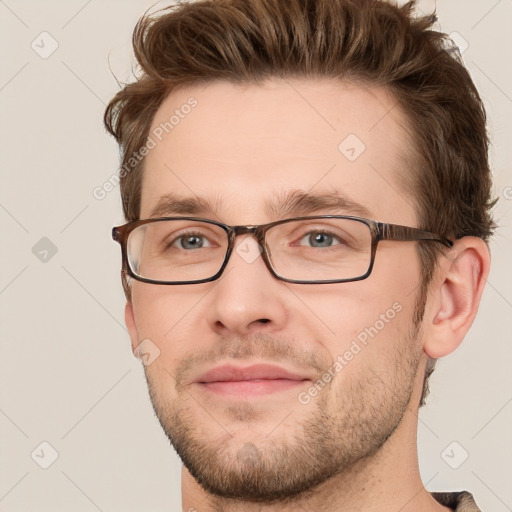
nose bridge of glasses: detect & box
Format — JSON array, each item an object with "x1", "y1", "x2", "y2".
[
  {"x1": 232, "y1": 225, "x2": 258, "y2": 236},
  {"x1": 230, "y1": 225, "x2": 265, "y2": 246},
  {"x1": 225, "y1": 224, "x2": 276, "y2": 278}
]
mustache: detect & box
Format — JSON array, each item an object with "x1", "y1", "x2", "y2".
[{"x1": 171, "y1": 332, "x2": 329, "y2": 386}]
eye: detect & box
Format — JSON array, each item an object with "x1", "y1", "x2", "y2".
[
  {"x1": 298, "y1": 231, "x2": 342, "y2": 248},
  {"x1": 171, "y1": 233, "x2": 213, "y2": 250}
]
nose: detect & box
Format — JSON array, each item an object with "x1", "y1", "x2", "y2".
[{"x1": 206, "y1": 235, "x2": 289, "y2": 336}]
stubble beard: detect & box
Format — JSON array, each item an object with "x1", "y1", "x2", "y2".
[{"x1": 144, "y1": 302, "x2": 425, "y2": 504}]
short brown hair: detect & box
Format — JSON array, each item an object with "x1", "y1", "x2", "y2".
[{"x1": 104, "y1": 0, "x2": 496, "y2": 404}]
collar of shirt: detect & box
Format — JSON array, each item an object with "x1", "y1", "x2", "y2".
[{"x1": 431, "y1": 491, "x2": 482, "y2": 511}]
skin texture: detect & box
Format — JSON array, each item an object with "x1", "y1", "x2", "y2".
[{"x1": 124, "y1": 79, "x2": 490, "y2": 512}]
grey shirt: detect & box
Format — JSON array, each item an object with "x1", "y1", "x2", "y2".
[{"x1": 432, "y1": 491, "x2": 482, "y2": 511}]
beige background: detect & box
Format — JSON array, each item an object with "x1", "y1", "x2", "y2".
[{"x1": 1, "y1": 0, "x2": 511, "y2": 510}]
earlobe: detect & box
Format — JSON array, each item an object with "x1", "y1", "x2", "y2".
[
  {"x1": 424, "y1": 237, "x2": 490, "y2": 359},
  {"x1": 125, "y1": 301, "x2": 140, "y2": 354}
]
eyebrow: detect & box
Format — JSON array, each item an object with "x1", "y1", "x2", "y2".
[
  {"x1": 265, "y1": 189, "x2": 373, "y2": 219},
  {"x1": 148, "y1": 190, "x2": 373, "y2": 220},
  {"x1": 149, "y1": 193, "x2": 217, "y2": 218}
]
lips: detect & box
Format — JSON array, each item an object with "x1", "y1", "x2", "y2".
[
  {"x1": 194, "y1": 363, "x2": 311, "y2": 397},
  {"x1": 196, "y1": 364, "x2": 309, "y2": 383}
]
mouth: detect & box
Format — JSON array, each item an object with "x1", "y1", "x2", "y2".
[{"x1": 194, "y1": 363, "x2": 311, "y2": 397}]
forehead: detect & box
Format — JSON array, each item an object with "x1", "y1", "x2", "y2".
[{"x1": 141, "y1": 78, "x2": 416, "y2": 225}]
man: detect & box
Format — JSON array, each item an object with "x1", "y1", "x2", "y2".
[{"x1": 105, "y1": 0, "x2": 495, "y2": 510}]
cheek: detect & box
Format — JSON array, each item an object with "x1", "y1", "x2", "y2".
[
  {"x1": 372, "y1": 243, "x2": 423, "y2": 297},
  {"x1": 304, "y1": 248, "x2": 421, "y2": 360},
  {"x1": 318, "y1": 297, "x2": 419, "y2": 412},
  {"x1": 131, "y1": 283, "x2": 209, "y2": 359},
  {"x1": 300, "y1": 282, "x2": 411, "y2": 337}
]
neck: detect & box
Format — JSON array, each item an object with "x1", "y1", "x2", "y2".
[{"x1": 181, "y1": 403, "x2": 451, "y2": 512}]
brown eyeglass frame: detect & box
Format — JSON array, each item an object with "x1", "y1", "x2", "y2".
[{"x1": 112, "y1": 215, "x2": 454, "y2": 285}]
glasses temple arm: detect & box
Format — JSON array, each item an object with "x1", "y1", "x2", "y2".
[{"x1": 378, "y1": 223, "x2": 454, "y2": 248}]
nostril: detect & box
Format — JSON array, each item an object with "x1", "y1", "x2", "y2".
[{"x1": 258, "y1": 318, "x2": 271, "y2": 324}]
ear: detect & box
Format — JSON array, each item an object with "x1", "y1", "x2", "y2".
[
  {"x1": 125, "y1": 301, "x2": 140, "y2": 355},
  {"x1": 423, "y1": 237, "x2": 490, "y2": 359}
]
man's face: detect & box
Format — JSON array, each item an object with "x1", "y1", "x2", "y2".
[{"x1": 127, "y1": 79, "x2": 428, "y2": 501}]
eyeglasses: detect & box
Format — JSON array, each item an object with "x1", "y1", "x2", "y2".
[{"x1": 112, "y1": 216, "x2": 453, "y2": 285}]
